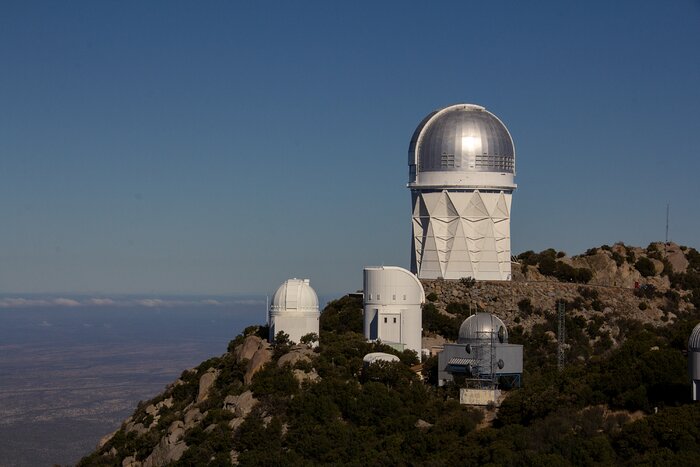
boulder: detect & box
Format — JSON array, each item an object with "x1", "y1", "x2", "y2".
[
  {"x1": 651, "y1": 258, "x2": 664, "y2": 275},
  {"x1": 415, "y1": 419, "x2": 433, "y2": 430},
  {"x1": 229, "y1": 418, "x2": 245, "y2": 431},
  {"x1": 196, "y1": 368, "x2": 219, "y2": 403},
  {"x1": 666, "y1": 243, "x2": 689, "y2": 273},
  {"x1": 293, "y1": 369, "x2": 320, "y2": 384},
  {"x1": 122, "y1": 456, "x2": 141, "y2": 467},
  {"x1": 244, "y1": 347, "x2": 272, "y2": 384},
  {"x1": 277, "y1": 350, "x2": 312, "y2": 368},
  {"x1": 223, "y1": 390, "x2": 258, "y2": 418},
  {"x1": 125, "y1": 421, "x2": 147, "y2": 435},
  {"x1": 142, "y1": 421, "x2": 187, "y2": 467},
  {"x1": 156, "y1": 397, "x2": 173, "y2": 410},
  {"x1": 184, "y1": 407, "x2": 204, "y2": 429},
  {"x1": 234, "y1": 336, "x2": 263, "y2": 363}
]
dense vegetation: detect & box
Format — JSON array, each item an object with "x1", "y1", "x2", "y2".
[{"x1": 80, "y1": 255, "x2": 700, "y2": 466}]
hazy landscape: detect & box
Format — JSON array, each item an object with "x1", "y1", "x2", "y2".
[{"x1": 0, "y1": 298, "x2": 263, "y2": 466}]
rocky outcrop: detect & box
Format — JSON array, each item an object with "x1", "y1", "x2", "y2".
[
  {"x1": 666, "y1": 244, "x2": 689, "y2": 273},
  {"x1": 141, "y1": 421, "x2": 187, "y2": 467},
  {"x1": 423, "y1": 274, "x2": 691, "y2": 334},
  {"x1": 196, "y1": 368, "x2": 220, "y2": 403},
  {"x1": 277, "y1": 346, "x2": 314, "y2": 368},
  {"x1": 184, "y1": 407, "x2": 204, "y2": 429},
  {"x1": 244, "y1": 346, "x2": 272, "y2": 385},
  {"x1": 223, "y1": 390, "x2": 258, "y2": 418},
  {"x1": 234, "y1": 336, "x2": 263, "y2": 362}
]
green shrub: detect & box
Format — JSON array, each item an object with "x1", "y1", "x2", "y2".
[
  {"x1": 518, "y1": 298, "x2": 534, "y2": 316},
  {"x1": 611, "y1": 251, "x2": 625, "y2": 267},
  {"x1": 635, "y1": 257, "x2": 656, "y2": 277},
  {"x1": 426, "y1": 292, "x2": 438, "y2": 302},
  {"x1": 459, "y1": 276, "x2": 476, "y2": 287}
]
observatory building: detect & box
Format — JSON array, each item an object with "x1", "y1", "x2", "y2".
[
  {"x1": 437, "y1": 312, "x2": 522, "y2": 388},
  {"x1": 268, "y1": 278, "x2": 320, "y2": 347},
  {"x1": 690, "y1": 323, "x2": 700, "y2": 401},
  {"x1": 363, "y1": 266, "x2": 425, "y2": 355},
  {"x1": 408, "y1": 104, "x2": 516, "y2": 281}
]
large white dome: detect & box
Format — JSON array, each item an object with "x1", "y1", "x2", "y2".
[
  {"x1": 409, "y1": 104, "x2": 514, "y2": 175},
  {"x1": 408, "y1": 104, "x2": 515, "y2": 189},
  {"x1": 270, "y1": 278, "x2": 319, "y2": 314},
  {"x1": 458, "y1": 312, "x2": 508, "y2": 344}
]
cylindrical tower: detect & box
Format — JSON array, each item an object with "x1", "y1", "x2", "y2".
[
  {"x1": 363, "y1": 266, "x2": 425, "y2": 355},
  {"x1": 408, "y1": 104, "x2": 516, "y2": 280},
  {"x1": 690, "y1": 323, "x2": 700, "y2": 401}
]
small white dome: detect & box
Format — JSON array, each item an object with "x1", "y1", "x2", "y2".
[
  {"x1": 458, "y1": 312, "x2": 508, "y2": 344},
  {"x1": 690, "y1": 323, "x2": 700, "y2": 352},
  {"x1": 270, "y1": 278, "x2": 319, "y2": 314},
  {"x1": 363, "y1": 352, "x2": 400, "y2": 364}
]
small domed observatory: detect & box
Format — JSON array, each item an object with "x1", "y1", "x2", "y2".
[
  {"x1": 690, "y1": 323, "x2": 700, "y2": 401},
  {"x1": 408, "y1": 104, "x2": 517, "y2": 280},
  {"x1": 268, "y1": 278, "x2": 320, "y2": 347},
  {"x1": 363, "y1": 266, "x2": 425, "y2": 356},
  {"x1": 437, "y1": 312, "x2": 522, "y2": 388}
]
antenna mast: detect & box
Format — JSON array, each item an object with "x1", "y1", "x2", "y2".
[
  {"x1": 665, "y1": 203, "x2": 670, "y2": 244},
  {"x1": 557, "y1": 301, "x2": 566, "y2": 371}
]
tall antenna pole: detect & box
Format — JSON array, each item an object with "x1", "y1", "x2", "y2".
[
  {"x1": 557, "y1": 301, "x2": 566, "y2": 371},
  {"x1": 665, "y1": 203, "x2": 670, "y2": 244}
]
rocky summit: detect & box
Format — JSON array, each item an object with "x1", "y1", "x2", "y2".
[{"x1": 78, "y1": 242, "x2": 700, "y2": 466}]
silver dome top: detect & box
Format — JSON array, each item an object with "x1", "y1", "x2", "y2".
[
  {"x1": 458, "y1": 312, "x2": 508, "y2": 344},
  {"x1": 690, "y1": 323, "x2": 700, "y2": 351},
  {"x1": 409, "y1": 104, "x2": 515, "y2": 177}
]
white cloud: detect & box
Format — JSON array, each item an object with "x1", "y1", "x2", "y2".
[
  {"x1": 86, "y1": 298, "x2": 116, "y2": 306},
  {"x1": 136, "y1": 298, "x2": 168, "y2": 307},
  {"x1": 201, "y1": 299, "x2": 222, "y2": 305},
  {"x1": 53, "y1": 298, "x2": 81, "y2": 306},
  {"x1": 0, "y1": 298, "x2": 50, "y2": 308}
]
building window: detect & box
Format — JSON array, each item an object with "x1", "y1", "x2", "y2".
[
  {"x1": 392, "y1": 294, "x2": 396, "y2": 300},
  {"x1": 377, "y1": 294, "x2": 380, "y2": 300},
  {"x1": 384, "y1": 317, "x2": 387, "y2": 323},
  {"x1": 369, "y1": 294, "x2": 372, "y2": 300},
  {"x1": 393, "y1": 317, "x2": 397, "y2": 323},
  {"x1": 403, "y1": 294, "x2": 406, "y2": 300}
]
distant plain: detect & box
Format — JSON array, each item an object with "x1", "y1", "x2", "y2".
[{"x1": 0, "y1": 298, "x2": 264, "y2": 466}]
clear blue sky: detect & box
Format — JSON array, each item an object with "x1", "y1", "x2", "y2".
[{"x1": 1, "y1": 1, "x2": 699, "y2": 296}]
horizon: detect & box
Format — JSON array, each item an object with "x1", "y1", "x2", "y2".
[{"x1": 2, "y1": 1, "x2": 699, "y2": 296}]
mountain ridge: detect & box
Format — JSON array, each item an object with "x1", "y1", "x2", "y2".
[{"x1": 78, "y1": 242, "x2": 700, "y2": 466}]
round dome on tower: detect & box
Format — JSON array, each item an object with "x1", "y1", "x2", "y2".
[
  {"x1": 408, "y1": 104, "x2": 515, "y2": 189},
  {"x1": 690, "y1": 323, "x2": 700, "y2": 352},
  {"x1": 458, "y1": 312, "x2": 508, "y2": 344},
  {"x1": 270, "y1": 278, "x2": 319, "y2": 314}
]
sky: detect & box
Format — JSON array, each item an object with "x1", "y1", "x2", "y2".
[{"x1": 1, "y1": 0, "x2": 699, "y2": 296}]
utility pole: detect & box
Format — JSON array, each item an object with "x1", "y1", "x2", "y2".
[{"x1": 557, "y1": 301, "x2": 566, "y2": 371}]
